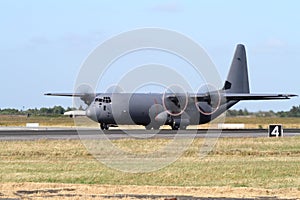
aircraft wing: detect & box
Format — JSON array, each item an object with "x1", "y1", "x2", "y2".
[
  {"x1": 45, "y1": 93, "x2": 97, "y2": 105},
  {"x1": 44, "y1": 93, "x2": 88, "y2": 97}
]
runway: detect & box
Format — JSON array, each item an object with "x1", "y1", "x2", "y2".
[{"x1": 0, "y1": 128, "x2": 300, "y2": 141}]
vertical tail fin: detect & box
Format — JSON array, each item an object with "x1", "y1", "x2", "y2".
[{"x1": 223, "y1": 44, "x2": 250, "y2": 94}]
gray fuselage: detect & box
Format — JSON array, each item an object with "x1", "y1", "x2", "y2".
[{"x1": 85, "y1": 93, "x2": 237, "y2": 129}]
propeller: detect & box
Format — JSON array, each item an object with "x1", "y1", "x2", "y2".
[
  {"x1": 74, "y1": 84, "x2": 96, "y2": 108},
  {"x1": 195, "y1": 84, "x2": 221, "y2": 115},
  {"x1": 162, "y1": 85, "x2": 188, "y2": 116}
]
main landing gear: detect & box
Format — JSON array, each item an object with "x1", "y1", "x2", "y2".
[
  {"x1": 171, "y1": 123, "x2": 187, "y2": 130},
  {"x1": 100, "y1": 123, "x2": 109, "y2": 130},
  {"x1": 145, "y1": 125, "x2": 160, "y2": 130}
]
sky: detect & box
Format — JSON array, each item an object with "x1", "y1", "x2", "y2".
[{"x1": 0, "y1": 0, "x2": 299, "y2": 111}]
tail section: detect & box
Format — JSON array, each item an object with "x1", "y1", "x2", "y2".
[{"x1": 224, "y1": 44, "x2": 250, "y2": 94}]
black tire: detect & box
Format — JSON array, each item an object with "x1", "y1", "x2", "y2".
[
  {"x1": 100, "y1": 123, "x2": 109, "y2": 130},
  {"x1": 171, "y1": 124, "x2": 179, "y2": 130}
]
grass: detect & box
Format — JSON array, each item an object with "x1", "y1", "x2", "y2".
[
  {"x1": 1, "y1": 137, "x2": 300, "y2": 189},
  {"x1": 0, "y1": 115, "x2": 97, "y2": 127},
  {"x1": 0, "y1": 115, "x2": 74, "y2": 127}
]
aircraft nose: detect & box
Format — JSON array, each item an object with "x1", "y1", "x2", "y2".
[{"x1": 86, "y1": 105, "x2": 99, "y2": 122}]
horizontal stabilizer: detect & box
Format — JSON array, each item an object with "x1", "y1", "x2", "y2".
[
  {"x1": 224, "y1": 93, "x2": 297, "y2": 100},
  {"x1": 194, "y1": 93, "x2": 297, "y2": 102}
]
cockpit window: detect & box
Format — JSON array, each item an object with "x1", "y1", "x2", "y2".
[
  {"x1": 95, "y1": 96, "x2": 111, "y2": 103},
  {"x1": 103, "y1": 96, "x2": 111, "y2": 103},
  {"x1": 95, "y1": 98, "x2": 102, "y2": 102}
]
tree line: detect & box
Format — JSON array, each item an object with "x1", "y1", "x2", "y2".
[
  {"x1": 1, "y1": 105, "x2": 300, "y2": 117},
  {"x1": 0, "y1": 106, "x2": 76, "y2": 116},
  {"x1": 226, "y1": 105, "x2": 300, "y2": 117}
]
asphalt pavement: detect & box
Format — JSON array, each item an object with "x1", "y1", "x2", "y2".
[{"x1": 0, "y1": 128, "x2": 299, "y2": 141}]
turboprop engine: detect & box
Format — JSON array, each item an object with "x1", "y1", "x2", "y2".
[{"x1": 194, "y1": 84, "x2": 226, "y2": 116}]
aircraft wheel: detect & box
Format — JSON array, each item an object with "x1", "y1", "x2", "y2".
[
  {"x1": 100, "y1": 123, "x2": 105, "y2": 130},
  {"x1": 171, "y1": 124, "x2": 179, "y2": 130},
  {"x1": 146, "y1": 124, "x2": 160, "y2": 130},
  {"x1": 100, "y1": 123, "x2": 109, "y2": 130}
]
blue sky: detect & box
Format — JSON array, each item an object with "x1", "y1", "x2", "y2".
[{"x1": 0, "y1": 0, "x2": 299, "y2": 111}]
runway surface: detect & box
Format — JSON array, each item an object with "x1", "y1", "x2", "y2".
[{"x1": 0, "y1": 127, "x2": 300, "y2": 141}]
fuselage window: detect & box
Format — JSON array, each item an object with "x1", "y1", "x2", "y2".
[{"x1": 95, "y1": 98, "x2": 104, "y2": 102}]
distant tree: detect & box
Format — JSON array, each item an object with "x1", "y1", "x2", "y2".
[
  {"x1": 27, "y1": 108, "x2": 39, "y2": 115},
  {"x1": 277, "y1": 111, "x2": 288, "y2": 118},
  {"x1": 288, "y1": 105, "x2": 300, "y2": 117},
  {"x1": 226, "y1": 109, "x2": 238, "y2": 116},
  {"x1": 238, "y1": 109, "x2": 244, "y2": 116},
  {"x1": 0, "y1": 108, "x2": 20, "y2": 115},
  {"x1": 66, "y1": 107, "x2": 76, "y2": 112},
  {"x1": 243, "y1": 108, "x2": 249, "y2": 116},
  {"x1": 275, "y1": 105, "x2": 300, "y2": 118},
  {"x1": 52, "y1": 106, "x2": 65, "y2": 115}
]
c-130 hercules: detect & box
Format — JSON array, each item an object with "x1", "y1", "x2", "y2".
[{"x1": 45, "y1": 44, "x2": 297, "y2": 130}]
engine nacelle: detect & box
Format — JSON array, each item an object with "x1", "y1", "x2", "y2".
[
  {"x1": 162, "y1": 85, "x2": 188, "y2": 116},
  {"x1": 195, "y1": 91, "x2": 226, "y2": 115}
]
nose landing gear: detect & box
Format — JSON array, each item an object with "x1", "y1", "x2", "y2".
[{"x1": 100, "y1": 123, "x2": 109, "y2": 130}]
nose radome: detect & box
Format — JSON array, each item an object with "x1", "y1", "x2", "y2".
[{"x1": 86, "y1": 105, "x2": 99, "y2": 122}]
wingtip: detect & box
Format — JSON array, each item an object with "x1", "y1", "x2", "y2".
[
  {"x1": 288, "y1": 94, "x2": 298, "y2": 97},
  {"x1": 285, "y1": 94, "x2": 298, "y2": 99}
]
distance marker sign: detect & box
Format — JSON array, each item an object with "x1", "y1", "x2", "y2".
[{"x1": 269, "y1": 124, "x2": 283, "y2": 137}]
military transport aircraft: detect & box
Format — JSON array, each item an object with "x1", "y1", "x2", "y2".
[{"x1": 45, "y1": 44, "x2": 297, "y2": 130}]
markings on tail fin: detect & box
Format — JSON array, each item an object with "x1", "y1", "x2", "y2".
[{"x1": 223, "y1": 81, "x2": 232, "y2": 90}]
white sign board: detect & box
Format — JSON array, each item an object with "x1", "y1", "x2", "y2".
[{"x1": 26, "y1": 123, "x2": 40, "y2": 128}]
